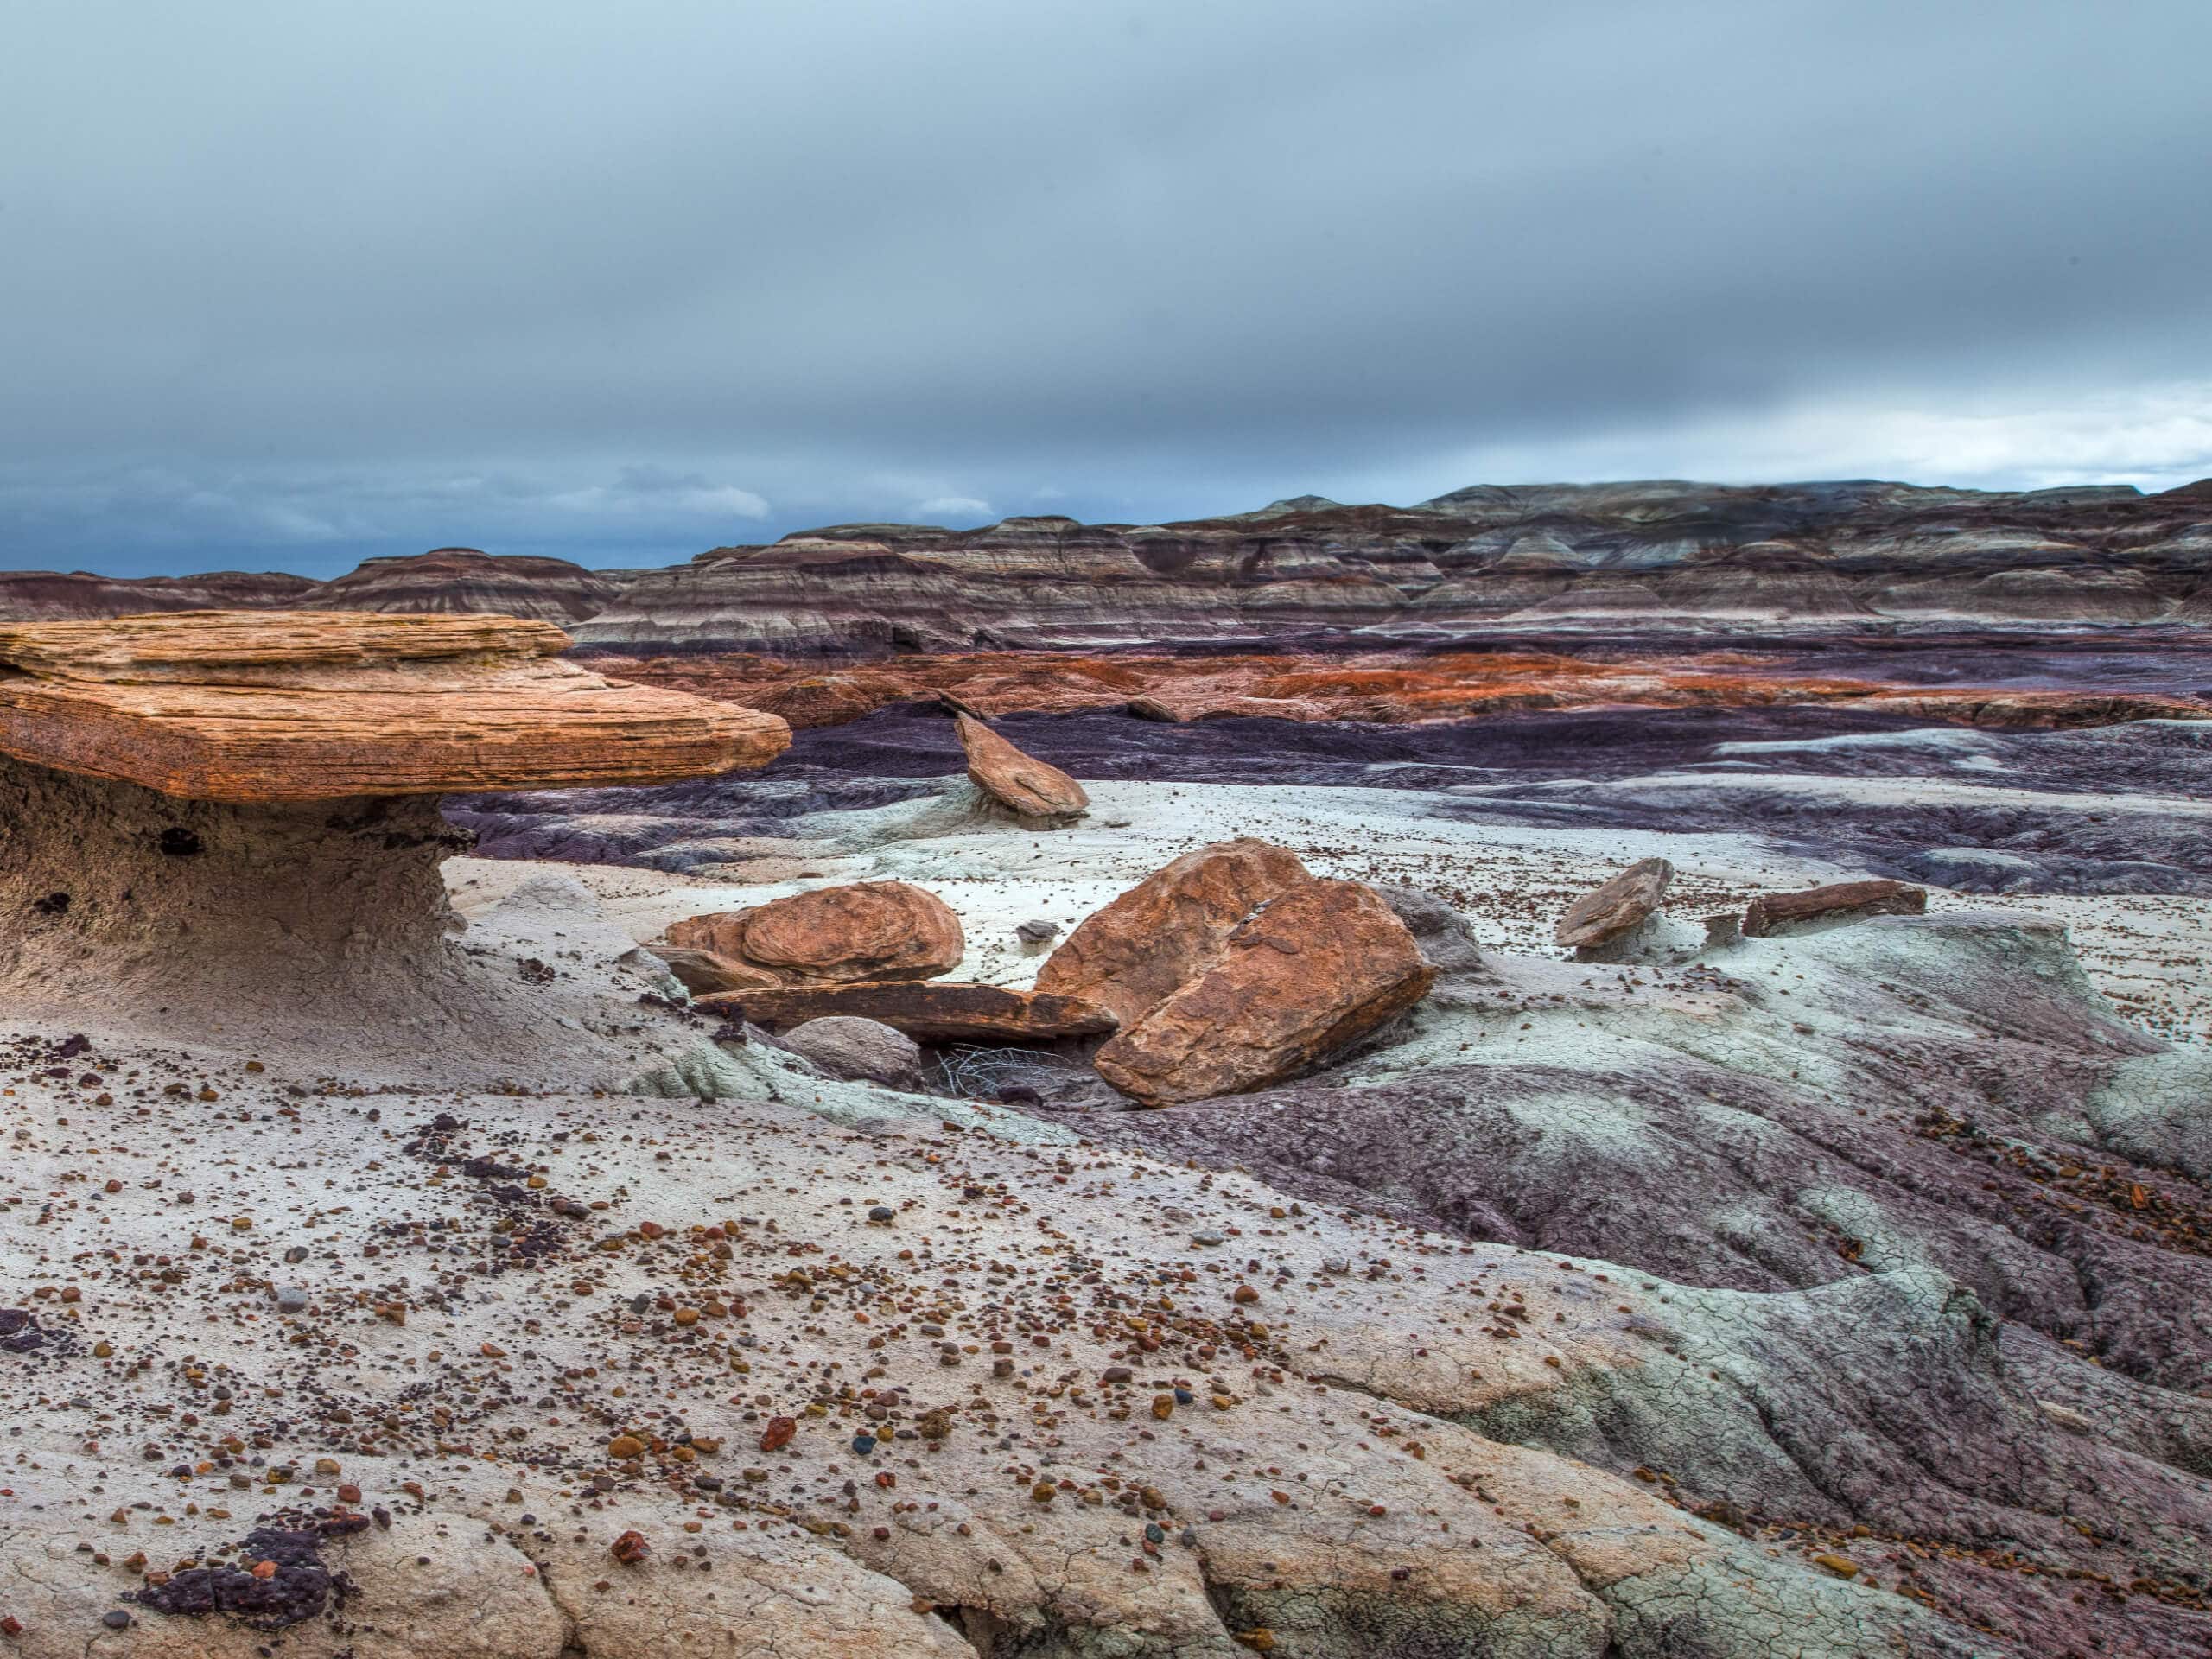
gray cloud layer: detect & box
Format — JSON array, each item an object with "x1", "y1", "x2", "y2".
[{"x1": 4, "y1": 0, "x2": 2209, "y2": 576}]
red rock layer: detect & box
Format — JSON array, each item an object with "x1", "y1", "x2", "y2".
[{"x1": 577, "y1": 648, "x2": 2210, "y2": 732}]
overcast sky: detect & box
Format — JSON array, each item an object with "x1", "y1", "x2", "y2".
[{"x1": 4, "y1": 0, "x2": 2209, "y2": 578}]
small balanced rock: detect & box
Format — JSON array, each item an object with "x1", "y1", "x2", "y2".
[
  {"x1": 955, "y1": 713, "x2": 1089, "y2": 824},
  {"x1": 1555, "y1": 857, "x2": 1673, "y2": 954}
]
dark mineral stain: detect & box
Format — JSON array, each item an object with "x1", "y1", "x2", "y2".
[{"x1": 130, "y1": 1515, "x2": 365, "y2": 1630}]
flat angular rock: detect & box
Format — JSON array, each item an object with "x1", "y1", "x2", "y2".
[
  {"x1": 1744, "y1": 878, "x2": 1929, "y2": 937},
  {"x1": 666, "y1": 881, "x2": 963, "y2": 984},
  {"x1": 1035, "y1": 837, "x2": 1310, "y2": 1027},
  {"x1": 696, "y1": 981, "x2": 1118, "y2": 1043},
  {"x1": 955, "y1": 713, "x2": 1088, "y2": 822},
  {"x1": 0, "y1": 611, "x2": 789, "y2": 801},
  {"x1": 1093, "y1": 878, "x2": 1433, "y2": 1105},
  {"x1": 1554, "y1": 856, "x2": 1673, "y2": 950}
]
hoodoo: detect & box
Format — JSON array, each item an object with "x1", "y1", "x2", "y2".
[{"x1": 0, "y1": 611, "x2": 789, "y2": 1029}]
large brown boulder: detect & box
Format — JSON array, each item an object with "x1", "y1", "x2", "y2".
[
  {"x1": 1554, "y1": 856, "x2": 1673, "y2": 951},
  {"x1": 1034, "y1": 837, "x2": 1309, "y2": 1027},
  {"x1": 1092, "y1": 878, "x2": 1433, "y2": 1106},
  {"x1": 665, "y1": 881, "x2": 963, "y2": 985},
  {"x1": 698, "y1": 981, "x2": 1117, "y2": 1043},
  {"x1": 954, "y1": 713, "x2": 1088, "y2": 823},
  {"x1": 1744, "y1": 878, "x2": 1928, "y2": 937}
]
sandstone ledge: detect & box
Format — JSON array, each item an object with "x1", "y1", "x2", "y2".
[{"x1": 0, "y1": 611, "x2": 790, "y2": 801}]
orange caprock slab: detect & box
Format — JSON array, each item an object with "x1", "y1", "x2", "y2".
[{"x1": 0, "y1": 610, "x2": 790, "y2": 801}]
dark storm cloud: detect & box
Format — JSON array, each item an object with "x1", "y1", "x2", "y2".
[{"x1": 3, "y1": 0, "x2": 2209, "y2": 575}]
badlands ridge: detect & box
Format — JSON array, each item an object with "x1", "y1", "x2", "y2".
[{"x1": 8, "y1": 476, "x2": 2212, "y2": 644}]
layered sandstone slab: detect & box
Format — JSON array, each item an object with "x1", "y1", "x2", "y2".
[
  {"x1": 0, "y1": 611, "x2": 789, "y2": 801},
  {"x1": 0, "y1": 611, "x2": 789, "y2": 1036},
  {"x1": 698, "y1": 980, "x2": 1119, "y2": 1042}
]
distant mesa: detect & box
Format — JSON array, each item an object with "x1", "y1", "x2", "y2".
[{"x1": 4, "y1": 475, "x2": 2210, "y2": 645}]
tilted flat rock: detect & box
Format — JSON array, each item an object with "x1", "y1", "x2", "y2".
[
  {"x1": 665, "y1": 880, "x2": 963, "y2": 984},
  {"x1": 1743, "y1": 877, "x2": 1928, "y2": 936},
  {"x1": 0, "y1": 611, "x2": 789, "y2": 801},
  {"x1": 697, "y1": 980, "x2": 1118, "y2": 1042},
  {"x1": 1035, "y1": 837, "x2": 1311, "y2": 1027},
  {"x1": 1094, "y1": 877, "x2": 1434, "y2": 1104},
  {"x1": 1555, "y1": 856, "x2": 1675, "y2": 950},
  {"x1": 955, "y1": 711, "x2": 1089, "y2": 822}
]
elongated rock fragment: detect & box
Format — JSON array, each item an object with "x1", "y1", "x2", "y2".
[
  {"x1": 1743, "y1": 878, "x2": 1928, "y2": 937},
  {"x1": 697, "y1": 981, "x2": 1116, "y2": 1043}
]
